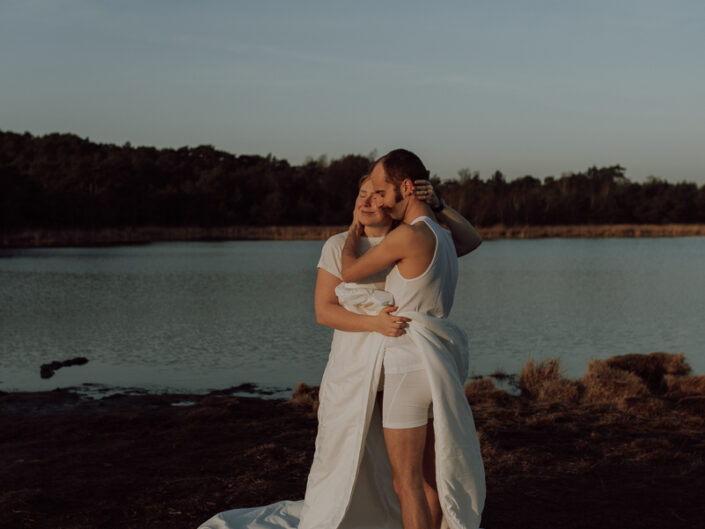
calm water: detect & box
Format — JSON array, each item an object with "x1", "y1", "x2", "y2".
[{"x1": 1, "y1": 238, "x2": 704, "y2": 395}]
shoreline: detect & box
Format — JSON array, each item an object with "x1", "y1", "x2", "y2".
[
  {"x1": 2, "y1": 352, "x2": 704, "y2": 529},
  {"x1": 2, "y1": 223, "x2": 705, "y2": 248}
]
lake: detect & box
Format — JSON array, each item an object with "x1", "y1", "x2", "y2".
[{"x1": 1, "y1": 237, "x2": 704, "y2": 396}]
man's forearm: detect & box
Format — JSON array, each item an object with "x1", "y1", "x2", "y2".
[
  {"x1": 341, "y1": 226, "x2": 361, "y2": 276},
  {"x1": 437, "y1": 205, "x2": 482, "y2": 257}
]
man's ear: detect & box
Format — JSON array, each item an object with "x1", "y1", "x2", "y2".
[{"x1": 401, "y1": 178, "x2": 415, "y2": 197}]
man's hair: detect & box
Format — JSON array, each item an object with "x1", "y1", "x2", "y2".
[{"x1": 374, "y1": 149, "x2": 430, "y2": 188}]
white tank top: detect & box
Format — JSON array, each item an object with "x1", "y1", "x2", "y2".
[{"x1": 383, "y1": 216, "x2": 458, "y2": 374}]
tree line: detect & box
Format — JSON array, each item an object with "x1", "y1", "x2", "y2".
[{"x1": 2, "y1": 130, "x2": 704, "y2": 231}]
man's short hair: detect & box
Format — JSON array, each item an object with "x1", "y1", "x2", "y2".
[{"x1": 374, "y1": 149, "x2": 430, "y2": 188}]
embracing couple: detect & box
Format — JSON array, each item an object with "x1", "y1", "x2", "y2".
[{"x1": 199, "y1": 149, "x2": 486, "y2": 529}]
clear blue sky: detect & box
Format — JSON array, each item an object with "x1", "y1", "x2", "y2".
[{"x1": 1, "y1": 0, "x2": 703, "y2": 184}]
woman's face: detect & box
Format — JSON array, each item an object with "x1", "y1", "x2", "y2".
[{"x1": 356, "y1": 178, "x2": 391, "y2": 228}]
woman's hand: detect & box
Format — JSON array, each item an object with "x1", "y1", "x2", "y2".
[
  {"x1": 414, "y1": 179, "x2": 442, "y2": 210},
  {"x1": 349, "y1": 205, "x2": 365, "y2": 236},
  {"x1": 372, "y1": 306, "x2": 411, "y2": 337}
]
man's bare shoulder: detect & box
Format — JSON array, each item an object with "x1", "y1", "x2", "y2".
[
  {"x1": 383, "y1": 221, "x2": 434, "y2": 247},
  {"x1": 383, "y1": 223, "x2": 416, "y2": 243}
]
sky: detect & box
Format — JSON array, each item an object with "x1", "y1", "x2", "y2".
[{"x1": 1, "y1": 0, "x2": 704, "y2": 184}]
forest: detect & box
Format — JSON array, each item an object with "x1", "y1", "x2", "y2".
[{"x1": 2, "y1": 130, "x2": 704, "y2": 231}]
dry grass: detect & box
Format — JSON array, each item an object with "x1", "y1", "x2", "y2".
[
  {"x1": 675, "y1": 396, "x2": 705, "y2": 416},
  {"x1": 464, "y1": 378, "x2": 514, "y2": 406},
  {"x1": 289, "y1": 382, "x2": 319, "y2": 416},
  {"x1": 4, "y1": 224, "x2": 705, "y2": 248},
  {"x1": 604, "y1": 352, "x2": 690, "y2": 393},
  {"x1": 4, "y1": 352, "x2": 705, "y2": 529},
  {"x1": 617, "y1": 396, "x2": 667, "y2": 417},
  {"x1": 0, "y1": 225, "x2": 348, "y2": 247},
  {"x1": 518, "y1": 357, "x2": 582, "y2": 403},
  {"x1": 479, "y1": 223, "x2": 705, "y2": 240},
  {"x1": 581, "y1": 359, "x2": 652, "y2": 403},
  {"x1": 289, "y1": 353, "x2": 699, "y2": 417},
  {"x1": 665, "y1": 374, "x2": 705, "y2": 396},
  {"x1": 286, "y1": 353, "x2": 702, "y2": 427}
]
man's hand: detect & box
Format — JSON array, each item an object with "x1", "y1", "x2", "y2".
[
  {"x1": 372, "y1": 306, "x2": 411, "y2": 337},
  {"x1": 414, "y1": 179, "x2": 442, "y2": 210}
]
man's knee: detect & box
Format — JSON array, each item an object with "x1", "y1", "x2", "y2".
[{"x1": 391, "y1": 469, "x2": 425, "y2": 497}]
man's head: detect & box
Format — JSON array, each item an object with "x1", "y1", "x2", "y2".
[{"x1": 370, "y1": 149, "x2": 429, "y2": 220}]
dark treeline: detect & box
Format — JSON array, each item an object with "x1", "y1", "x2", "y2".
[{"x1": 2, "y1": 130, "x2": 704, "y2": 231}]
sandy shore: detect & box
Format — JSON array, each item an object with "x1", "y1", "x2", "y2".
[
  {"x1": 2, "y1": 223, "x2": 705, "y2": 248},
  {"x1": 2, "y1": 353, "x2": 704, "y2": 529}
]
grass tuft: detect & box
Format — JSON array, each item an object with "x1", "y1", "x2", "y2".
[
  {"x1": 289, "y1": 383, "x2": 320, "y2": 416},
  {"x1": 581, "y1": 359, "x2": 650, "y2": 403},
  {"x1": 518, "y1": 357, "x2": 582, "y2": 402}
]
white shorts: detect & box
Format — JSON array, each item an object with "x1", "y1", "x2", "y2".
[{"x1": 381, "y1": 368, "x2": 433, "y2": 429}]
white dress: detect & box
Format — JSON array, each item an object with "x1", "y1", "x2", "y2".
[{"x1": 197, "y1": 231, "x2": 485, "y2": 529}]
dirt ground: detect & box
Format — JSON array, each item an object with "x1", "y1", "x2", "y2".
[{"x1": 2, "y1": 353, "x2": 704, "y2": 529}]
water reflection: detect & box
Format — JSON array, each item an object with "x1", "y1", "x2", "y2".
[{"x1": 1, "y1": 238, "x2": 703, "y2": 393}]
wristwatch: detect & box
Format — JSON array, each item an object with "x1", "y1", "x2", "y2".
[{"x1": 431, "y1": 197, "x2": 446, "y2": 213}]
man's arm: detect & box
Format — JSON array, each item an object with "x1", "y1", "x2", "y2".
[
  {"x1": 341, "y1": 225, "x2": 410, "y2": 283},
  {"x1": 436, "y1": 205, "x2": 482, "y2": 257},
  {"x1": 414, "y1": 179, "x2": 481, "y2": 257}
]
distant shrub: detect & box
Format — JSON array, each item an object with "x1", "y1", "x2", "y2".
[
  {"x1": 582, "y1": 359, "x2": 651, "y2": 403},
  {"x1": 605, "y1": 352, "x2": 690, "y2": 394}
]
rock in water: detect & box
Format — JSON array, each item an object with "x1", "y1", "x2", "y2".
[{"x1": 40, "y1": 357, "x2": 89, "y2": 379}]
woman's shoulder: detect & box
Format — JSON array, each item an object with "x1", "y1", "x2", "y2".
[{"x1": 322, "y1": 231, "x2": 349, "y2": 251}]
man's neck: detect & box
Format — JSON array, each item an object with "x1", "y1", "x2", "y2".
[{"x1": 402, "y1": 198, "x2": 434, "y2": 225}]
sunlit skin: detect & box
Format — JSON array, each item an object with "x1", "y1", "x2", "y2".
[
  {"x1": 369, "y1": 161, "x2": 416, "y2": 221},
  {"x1": 356, "y1": 178, "x2": 393, "y2": 238}
]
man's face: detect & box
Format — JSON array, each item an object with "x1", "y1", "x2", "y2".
[
  {"x1": 356, "y1": 178, "x2": 390, "y2": 228},
  {"x1": 370, "y1": 162, "x2": 406, "y2": 220}
]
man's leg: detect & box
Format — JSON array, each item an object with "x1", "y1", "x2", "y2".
[
  {"x1": 422, "y1": 419, "x2": 442, "y2": 529},
  {"x1": 383, "y1": 424, "x2": 431, "y2": 529},
  {"x1": 382, "y1": 369, "x2": 439, "y2": 529}
]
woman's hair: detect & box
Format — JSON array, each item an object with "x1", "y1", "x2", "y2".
[{"x1": 373, "y1": 149, "x2": 429, "y2": 187}]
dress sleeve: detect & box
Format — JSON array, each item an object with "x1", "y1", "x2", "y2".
[{"x1": 316, "y1": 234, "x2": 345, "y2": 280}]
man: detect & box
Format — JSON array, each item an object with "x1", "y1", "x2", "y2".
[{"x1": 341, "y1": 149, "x2": 485, "y2": 529}]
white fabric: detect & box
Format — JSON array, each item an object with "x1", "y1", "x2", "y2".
[
  {"x1": 317, "y1": 232, "x2": 386, "y2": 286},
  {"x1": 198, "y1": 305, "x2": 486, "y2": 529},
  {"x1": 197, "y1": 229, "x2": 486, "y2": 529},
  {"x1": 381, "y1": 369, "x2": 432, "y2": 429}
]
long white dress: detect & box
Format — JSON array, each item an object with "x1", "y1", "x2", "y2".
[{"x1": 197, "y1": 232, "x2": 485, "y2": 529}]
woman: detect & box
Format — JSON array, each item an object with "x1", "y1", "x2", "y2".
[{"x1": 198, "y1": 178, "x2": 480, "y2": 529}]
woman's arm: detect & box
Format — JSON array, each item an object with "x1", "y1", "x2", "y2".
[
  {"x1": 414, "y1": 180, "x2": 482, "y2": 257},
  {"x1": 314, "y1": 268, "x2": 409, "y2": 337}
]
